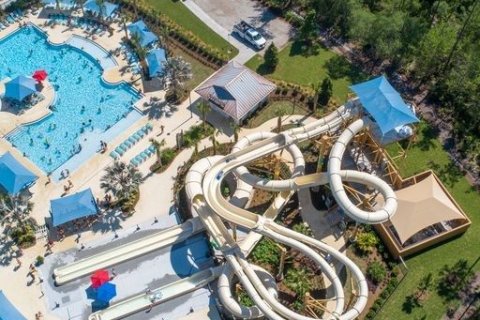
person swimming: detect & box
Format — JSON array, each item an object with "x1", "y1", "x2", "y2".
[
  {"x1": 97, "y1": 107, "x2": 101, "y2": 114},
  {"x1": 81, "y1": 105, "x2": 85, "y2": 113}
]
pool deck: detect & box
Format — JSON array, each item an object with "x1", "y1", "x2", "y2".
[
  {"x1": 0, "y1": 8, "x2": 226, "y2": 320},
  {"x1": 0, "y1": 79, "x2": 55, "y2": 136}
]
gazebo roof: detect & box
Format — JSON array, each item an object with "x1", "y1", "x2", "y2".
[
  {"x1": 0, "y1": 152, "x2": 37, "y2": 195},
  {"x1": 146, "y1": 48, "x2": 167, "y2": 77},
  {"x1": 50, "y1": 188, "x2": 98, "y2": 226}
]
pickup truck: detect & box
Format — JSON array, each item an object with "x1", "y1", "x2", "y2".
[{"x1": 233, "y1": 20, "x2": 266, "y2": 50}]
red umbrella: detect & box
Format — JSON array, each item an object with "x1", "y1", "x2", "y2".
[
  {"x1": 32, "y1": 70, "x2": 48, "y2": 82},
  {"x1": 91, "y1": 270, "x2": 110, "y2": 289}
]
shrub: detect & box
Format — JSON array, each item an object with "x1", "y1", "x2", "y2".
[
  {"x1": 292, "y1": 222, "x2": 313, "y2": 237},
  {"x1": 237, "y1": 290, "x2": 254, "y2": 307},
  {"x1": 10, "y1": 225, "x2": 36, "y2": 248},
  {"x1": 120, "y1": 188, "x2": 139, "y2": 213},
  {"x1": 355, "y1": 231, "x2": 379, "y2": 254},
  {"x1": 251, "y1": 238, "x2": 280, "y2": 266},
  {"x1": 367, "y1": 261, "x2": 387, "y2": 284},
  {"x1": 36, "y1": 255, "x2": 44, "y2": 266},
  {"x1": 285, "y1": 267, "x2": 313, "y2": 297}
]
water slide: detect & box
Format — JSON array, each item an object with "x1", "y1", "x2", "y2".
[
  {"x1": 185, "y1": 101, "x2": 398, "y2": 319},
  {"x1": 53, "y1": 217, "x2": 205, "y2": 286}
]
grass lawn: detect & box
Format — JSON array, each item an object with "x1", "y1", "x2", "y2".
[
  {"x1": 170, "y1": 47, "x2": 214, "y2": 91},
  {"x1": 245, "y1": 100, "x2": 310, "y2": 129},
  {"x1": 141, "y1": 0, "x2": 238, "y2": 59},
  {"x1": 376, "y1": 122, "x2": 480, "y2": 319},
  {"x1": 245, "y1": 41, "x2": 368, "y2": 104}
]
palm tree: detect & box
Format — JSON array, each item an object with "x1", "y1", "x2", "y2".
[
  {"x1": 95, "y1": 0, "x2": 106, "y2": 22},
  {"x1": 150, "y1": 138, "x2": 166, "y2": 166},
  {"x1": 209, "y1": 129, "x2": 221, "y2": 155},
  {"x1": 55, "y1": 0, "x2": 60, "y2": 10},
  {"x1": 0, "y1": 194, "x2": 33, "y2": 230},
  {"x1": 311, "y1": 81, "x2": 321, "y2": 113},
  {"x1": 157, "y1": 24, "x2": 170, "y2": 51},
  {"x1": 231, "y1": 122, "x2": 240, "y2": 143},
  {"x1": 162, "y1": 56, "x2": 193, "y2": 99},
  {"x1": 74, "y1": 0, "x2": 86, "y2": 15},
  {"x1": 121, "y1": 16, "x2": 129, "y2": 40},
  {"x1": 197, "y1": 101, "x2": 211, "y2": 130},
  {"x1": 100, "y1": 161, "x2": 143, "y2": 202}
]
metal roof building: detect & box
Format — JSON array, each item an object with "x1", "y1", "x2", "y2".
[{"x1": 195, "y1": 61, "x2": 276, "y2": 124}]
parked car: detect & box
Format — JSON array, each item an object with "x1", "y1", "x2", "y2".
[{"x1": 233, "y1": 20, "x2": 266, "y2": 50}]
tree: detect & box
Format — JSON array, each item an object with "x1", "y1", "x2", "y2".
[
  {"x1": 150, "y1": 138, "x2": 166, "y2": 166},
  {"x1": 318, "y1": 77, "x2": 333, "y2": 106},
  {"x1": 121, "y1": 16, "x2": 129, "y2": 40},
  {"x1": 367, "y1": 261, "x2": 387, "y2": 284},
  {"x1": 209, "y1": 129, "x2": 221, "y2": 155},
  {"x1": 299, "y1": 10, "x2": 317, "y2": 44},
  {"x1": 95, "y1": 0, "x2": 105, "y2": 22},
  {"x1": 197, "y1": 101, "x2": 211, "y2": 130},
  {"x1": 0, "y1": 194, "x2": 35, "y2": 246},
  {"x1": 100, "y1": 161, "x2": 143, "y2": 202},
  {"x1": 310, "y1": 81, "x2": 321, "y2": 113},
  {"x1": 162, "y1": 56, "x2": 193, "y2": 100},
  {"x1": 231, "y1": 122, "x2": 240, "y2": 143},
  {"x1": 264, "y1": 43, "x2": 279, "y2": 71}
]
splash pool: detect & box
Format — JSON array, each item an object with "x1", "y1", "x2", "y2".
[{"x1": 1, "y1": 25, "x2": 141, "y2": 175}]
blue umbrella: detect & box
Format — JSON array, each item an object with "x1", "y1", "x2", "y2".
[
  {"x1": 85, "y1": 285, "x2": 97, "y2": 300},
  {"x1": 4, "y1": 76, "x2": 37, "y2": 101},
  {"x1": 96, "y1": 282, "x2": 116, "y2": 303}
]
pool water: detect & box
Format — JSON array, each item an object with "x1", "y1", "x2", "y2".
[{"x1": 0, "y1": 26, "x2": 141, "y2": 174}]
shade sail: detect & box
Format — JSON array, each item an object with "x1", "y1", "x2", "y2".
[
  {"x1": 4, "y1": 76, "x2": 37, "y2": 101},
  {"x1": 127, "y1": 21, "x2": 158, "y2": 48},
  {"x1": 389, "y1": 174, "x2": 466, "y2": 244},
  {"x1": 350, "y1": 76, "x2": 419, "y2": 135},
  {"x1": 84, "y1": 0, "x2": 118, "y2": 17},
  {"x1": 96, "y1": 282, "x2": 116, "y2": 302},
  {"x1": 0, "y1": 152, "x2": 37, "y2": 195},
  {"x1": 50, "y1": 188, "x2": 98, "y2": 227},
  {"x1": 146, "y1": 48, "x2": 167, "y2": 77},
  {"x1": 91, "y1": 270, "x2": 110, "y2": 289},
  {"x1": 0, "y1": 290, "x2": 27, "y2": 320}
]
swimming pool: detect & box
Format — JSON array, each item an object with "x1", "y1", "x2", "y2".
[{"x1": 0, "y1": 26, "x2": 141, "y2": 174}]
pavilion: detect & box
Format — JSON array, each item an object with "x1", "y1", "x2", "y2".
[
  {"x1": 350, "y1": 75, "x2": 419, "y2": 145},
  {"x1": 50, "y1": 188, "x2": 98, "y2": 227},
  {"x1": 195, "y1": 61, "x2": 276, "y2": 124},
  {"x1": 3, "y1": 75, "x2": 37, "y2": 102},
  {"x1": 127, "y1": 21, "x2": 158, "y2": 48},
  {"x1": 83, "y1": 0, "x2": 118, "y2": 18},
  {"x1": 374, "y1": 171, "x2": 471, "y2": 258},
  {"x1": 146, "y1": 48, "x2": 167, "y2": 78},
  {"x1": 0, "y1": 152, "x2": 37, "y2": 195},
  {"x1": 0, "y1": 290, "x2": 26, "y2": 320}
]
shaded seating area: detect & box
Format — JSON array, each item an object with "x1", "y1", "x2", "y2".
[
  {"x1": 195, "y1": 61, "x2": 276, "y2": 124},
  {"x1": 50, "y1": 188, "x2": 99, "y2": 240},
  {"x1": 3, "y1": 75, "x2": 38, "y2": 101},
  {"x1": 0, "y1": 290, "x2": 26, "y2": 320},
  {"x1": 350, "y1": 75, "x2": 419, "y2": 145},
  {"x1": 127, "y1": 20, "x2": 158, "y2": 48},
  {"x1": 374, "y1": 171, "x2": 471, "y2": 258},
  {"x1": 0, "y1": 152, "x2": 37, "y2": 195},
  {"x1": 145, "y1": 48, "x2": 167, "y2": 78},
  {"x1": 83, "y1": 0, "x2": 118, "y2": 18}
]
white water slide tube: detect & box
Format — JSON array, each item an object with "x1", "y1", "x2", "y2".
[
  {"x1": 184, "y1": 103, "x2": 398, "y2": 319},
  {"x1": 53, "y1": 217, "x2": 205, "y2": 286}
]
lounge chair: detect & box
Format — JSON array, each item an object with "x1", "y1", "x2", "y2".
[
  {"x1": 127, "y1": 136, "x2": 137, "y2": 145},
  {"x1": 110, "y1": 151, "x2": 119, "y2": 160},
  {"x1": 139, "y1": 151, "x2": 149, "y2": 160},
  {"x1": 114, "y1": 146, "x2": 125, "y2": 156},
  {"x1": 130, "y1": 158, "x2": 139, "y2": 166},
  {"x1": 145, "y1": 123, "x2": 153, "y2": 131},
  {"x1": 120, "y1": 140, "x2": 132, "y2": 149}
]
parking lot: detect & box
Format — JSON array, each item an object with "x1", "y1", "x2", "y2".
[{"x1": 192, "y1": 0, "x2": 293, "y2": 53}]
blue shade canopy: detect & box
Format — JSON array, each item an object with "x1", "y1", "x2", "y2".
[
  {"x1": 0, "y1": 152, "x2": 37, "y2": 195},
  {"x1": 50, "y1": 188, "x2": 98, "y2": 227},
  {"x1": 84, "y1": 0, "x2": 118, "y2": 17},
  {"x1": 96, "y1": 282, "x2": 116, "y2": 302},
  {"x1": 0, "y1": 290, "x2": 27, "y2": 320},
  {"x1": 4, "y1": 76, "x2": 37, "y2": 101},
  {"x1": 350, "y1": 76, "x2": 419, "y2": 135},
  {"x1": 127, "y1": 21, "x2": 158, "y2": 48},
  {"x1": 41, "y1": 0, "x2": 75, "y2": 7},
  {"x1": 146, "y1": 48, "x2": 167, "y2": 77}
]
